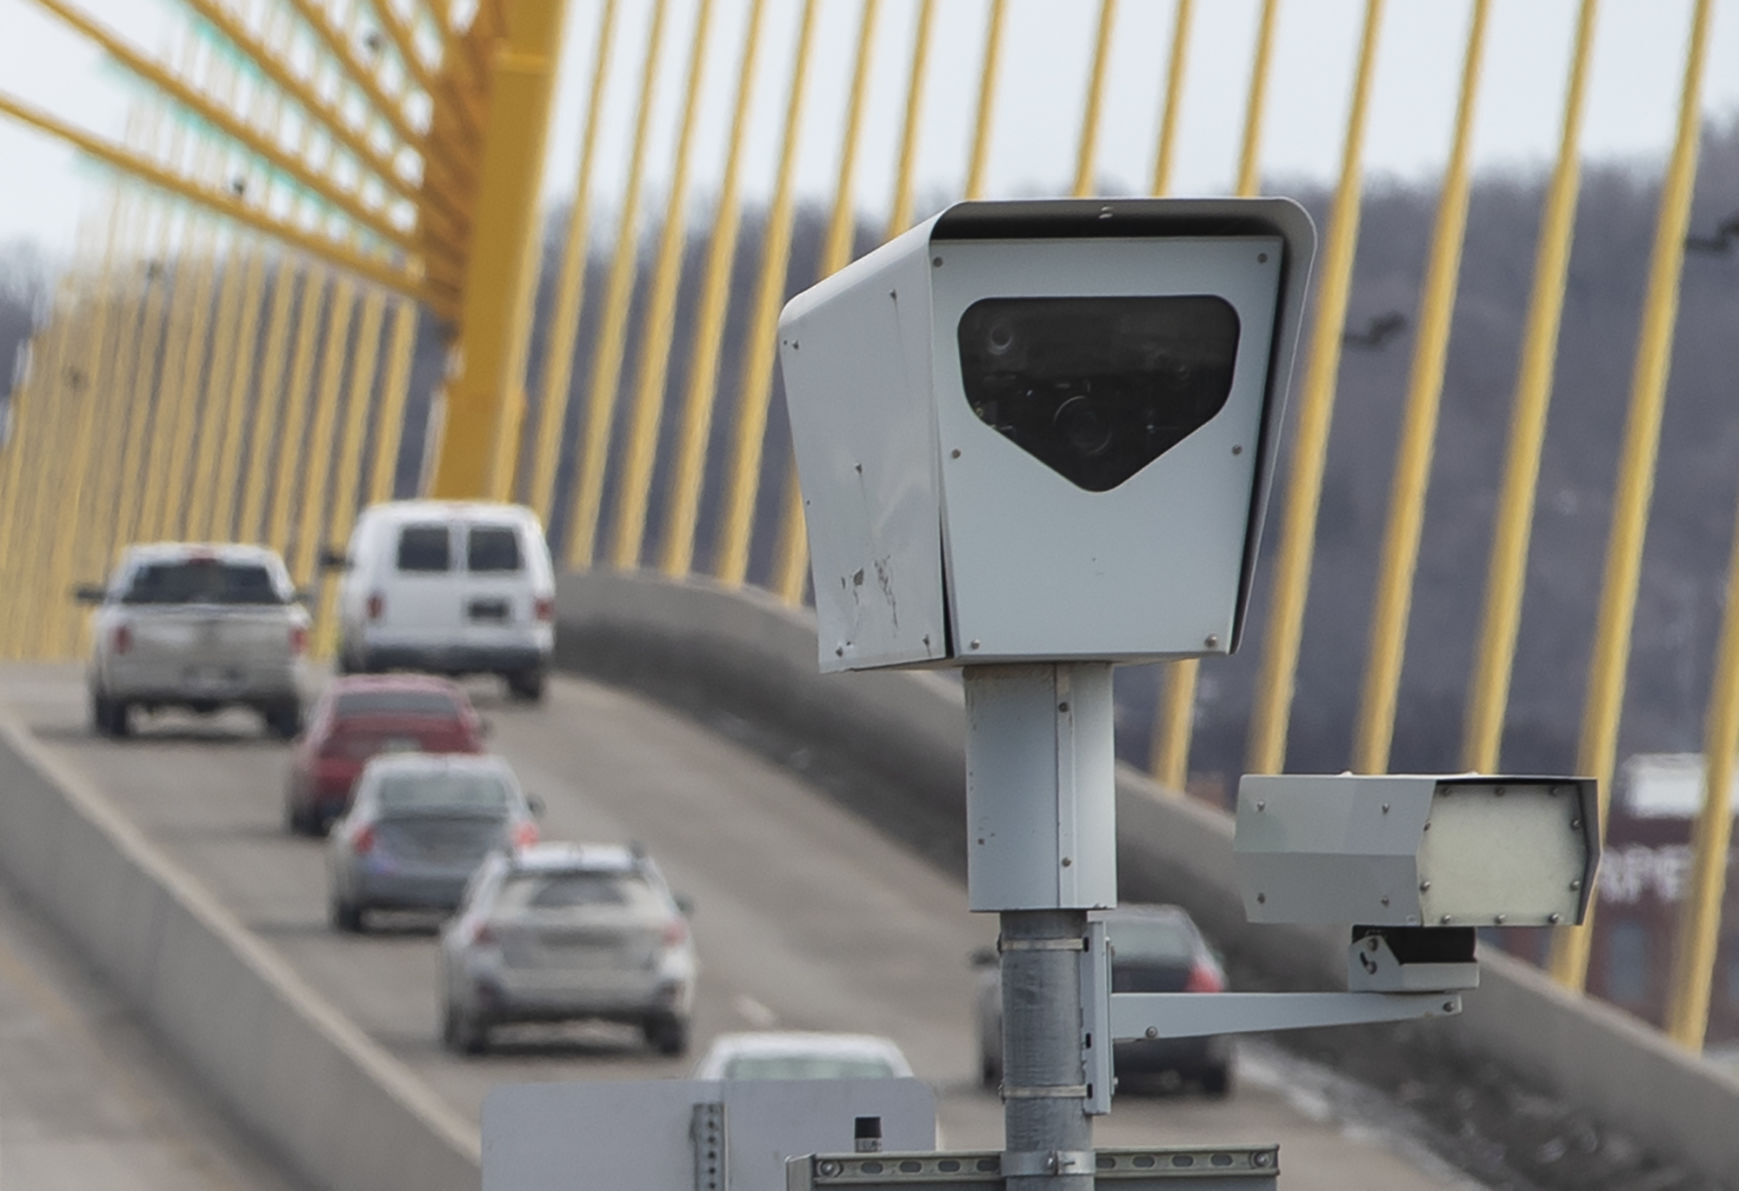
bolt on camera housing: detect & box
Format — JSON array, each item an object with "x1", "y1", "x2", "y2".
[{"x1": 777, "y1": 197, "x2": 1316, "y2": 672}]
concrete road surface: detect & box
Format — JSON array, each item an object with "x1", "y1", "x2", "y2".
[
  {"x1": 0, "y1": 861, "x2": 298, "y2": 1190},
  {"x1": 0, "y1": 663, "x2": 1486, "y2": 1191}
]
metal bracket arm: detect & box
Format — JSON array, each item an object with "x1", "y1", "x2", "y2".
[{"x1": 1109, "y1": 991, "x2": 1462, "y2": 1041}]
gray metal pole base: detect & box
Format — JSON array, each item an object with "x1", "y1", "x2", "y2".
[{"x1": 999, "y1": 909, "x2": 1093, "y2": 1189}]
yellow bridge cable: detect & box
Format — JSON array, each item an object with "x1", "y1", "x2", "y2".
[
  {"x1": 526, "y1": 0, "x2": 619, "y2": 525},
  {"x1": 1462, "y1": 0, "x2": 1600, "y2": 773},
  {"x1": 1549, "y1": 0, "x2": 1714, "y2": 994},
  {"x1": 565, "y1": 0, "x2": 671, "y2": 567},
  {"x1": 964, "y1": 0, "x2": 1007, "y2": 201},
  {"x1": 768, "y1": 0, "x2": 883, "y2": 605},
  {"x1": 712, "y1": 0, "x2": 820, "y2": 588},
  {"x1": 172, "y1": 0, "x2": 461, "y2": 232},
  {"x1": 1245, "y1": 0, "x2": 1385, "y2": 775},
  {"x1": 1351, "y1": 0, "x2": 1490, "y2": 775},
  {"x1": 24, "y1": 0, "x2": 442, "y2": 271},
  {"x1": 608, "y1": 0, "x2": 718, "y2": 570},
  {"x1": 0, "y1": 91, "x2": 438, "y2": 310},
  {"x1": 658, "y1": 0, "x2": 768, "y2": 578}
]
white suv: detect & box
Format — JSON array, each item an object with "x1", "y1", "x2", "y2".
[{"x1": 327, "y1": 501, "x2": 556, "y2": 701}]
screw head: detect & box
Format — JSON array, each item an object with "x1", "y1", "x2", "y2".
[
  {"x1": 970, "y1": 639, "x2": 981, "y2": 650},
  {"x1": 1570, "y1": 818, "x2": 1582, "y2": 829},
  {"x1": 1570, "y1": 879, "x2": 1582, "y2": 891},
  {"x1": 1419, "y1": 880, "x2": 1431, "y2": 892},
  {"x1": 1381, "y1": 802, "x2": 1391, "y2": 813},
  {"x1": 932, "y1": 255, "x2": 943, "y2": 267},
  {"x1": 1440, "y1": 914, "x2": 1453, "y2": 925},
  {"x1": 1057, "y1": 701, "x2": 1070, "y2": 713},
  {"x1": 1380, "y1": 895, "x2": 1391, "y2": 907},
  {"x1": 1549, "y1": 913, "x2": 1562, "y2": 924},
  {"x1": 950, "y1": 448, "x2": 961, "y2": 459},
  {"x1": 1256, "y1": 892, "x2": 1267, "y2": 904},
  {"x1": 1253, "y1": 1152, "x2": 1272, "y2": 1168},
  {"x1": 819, "y1": 1159, "x2": 842, "y2": 1177},
  {"x1": 1145, "y1": 1026, "x2": 1159, "y2": 1039},
  {"x1": 1204, "y1": 634, "x2": 1220, "y2": 648},
  {"x1": 1256, "y1": 800, "x2": 1266, "y2": 812},
  {"x1": 1494, "y1": 914, "x2": 1506, "y2": 925}
]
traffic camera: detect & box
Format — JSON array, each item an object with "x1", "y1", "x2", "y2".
[
  {"x1": 1235, "y1": 774, "x2": 1600, "y2": 930},
  {"x1": 777, "y1": 197, "x2": 1316, "y2": 673}
]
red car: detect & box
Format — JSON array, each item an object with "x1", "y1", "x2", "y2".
[{"x1": 284, "y1": 675, "x2": 488, "y2": 835}]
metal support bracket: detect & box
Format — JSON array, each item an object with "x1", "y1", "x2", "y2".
[
  {"x1": 1110, "y1": 991, "x2": 1461, "y2": 1042},
  {"x1": 1079, "y1": 919, "x2": 1112, "y2": 1115},
  {"x1": 692, "y1": 1100, "x2": 727, "y2": 1191},
  {"x1": 787, "y1": 1146, "x2": 1279, "y2": 1189}
]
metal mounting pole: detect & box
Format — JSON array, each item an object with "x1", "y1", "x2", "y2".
[
  {"x1": 999, "y1": 910, "x2": 1092, "y2": 1189},
  {"x1": 965, "y1": 662, "x2": 1116, "y2": 1190}
]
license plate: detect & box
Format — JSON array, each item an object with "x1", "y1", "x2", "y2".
[
  {"x1": 467, "y1": 600, "x2": 509, "y2": 621},
  {"x1": 185, "y1": 667, "x2": 237, "y2": 691},
  {"x1": 379, "y1": 736, "x2": 421, "y2": 753}
]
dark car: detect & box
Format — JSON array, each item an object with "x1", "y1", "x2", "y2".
[
  {"x1": 973, "y1": 904, "x2": 1233, "y2": 1097},
  {"x1": 284, "y1": 675, "x2": 487, "y2": 834}
]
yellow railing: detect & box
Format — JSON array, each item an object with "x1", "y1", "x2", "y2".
[{"x1": 0, "y1": 0, "x2": 1733, "y2": 1050}]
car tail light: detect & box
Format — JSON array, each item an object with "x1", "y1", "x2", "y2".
[
  {"x1": 112, "y1": 624, "x2": 132, "y2": 654},
  {"x1": 1184, "y1": 960, "x2": 1224, "y2": 994},
  {"x1": 662, "y1": 918, "x2": 689, "y2": 947},
  {"x1": 352, "y1": 825, "x2": 376, "y2": 855},
  {"x1": 471, "y1": 922, "x2": 495, "y2": 947},
  {"x1": 511, "y1": 820, "x2": 539, "y2": 848},
  {"x1": 366, "y1": 592, "x2": 384, "y2": 620},
  {"x1": 534, "y1": 595, "x2": 555, "y2": 622},
  {"x1": 289, "y1": 625, "x2": 308, "y2": 654}
]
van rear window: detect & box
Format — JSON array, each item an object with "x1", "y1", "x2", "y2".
[
  {"x1": 396, "y1": 524, "x2": 452, "y2": 572},
  {"x1": 467, "y1": 525, "x2": 522, "y2": 572}
]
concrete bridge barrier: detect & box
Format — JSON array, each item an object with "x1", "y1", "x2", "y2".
[{"x1": 0, "y1": 710, "x2": 481, "y2": 1191}]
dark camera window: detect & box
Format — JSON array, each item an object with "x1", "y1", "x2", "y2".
[
  {"x1": 466, "y1": 525, "x2": 522, "y2": 573},
  {"x1": 957, "y1": 296, "x2": 1241, "y2": 492},
  {"x1": 121, "y1": 560, "x2": 283, "y2": 605},
  {"x1": 396, "y1": 524, "x2": 452, "y2": 572}
]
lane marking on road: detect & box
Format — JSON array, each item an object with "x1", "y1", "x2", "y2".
[{"x1": 733, "y1": 995, "x2": 779, "y2": 1029}]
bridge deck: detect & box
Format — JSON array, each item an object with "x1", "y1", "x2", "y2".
[{"x1": 0, "y1": 662, "x2": 1479, "y2": 1191}]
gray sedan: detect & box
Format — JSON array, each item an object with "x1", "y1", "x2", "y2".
[{"x1": 325, "y1": 753, "x2": 540, "y2": 932}]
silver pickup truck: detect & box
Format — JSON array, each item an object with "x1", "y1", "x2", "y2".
[{"x1": 78, "y1": 543, "x2": 311, "y2": 739}]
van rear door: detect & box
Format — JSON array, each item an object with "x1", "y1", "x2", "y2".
[
  {"x1": 455, "y1": 519, "x2": 533, "y2": 646},
  {"x1": 382, "y1": 520, "x2": 464, "y2": 644}
]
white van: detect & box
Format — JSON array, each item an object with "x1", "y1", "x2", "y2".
[{"x1": 328, "y1": 501, "x2": 556, "y2": 701}]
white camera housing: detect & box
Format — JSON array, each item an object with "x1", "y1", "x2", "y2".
[
  {"x1": 778, "y1": 198, "x2": 1315, "y2": 673},
  {"x1": 1235, "y1": 774, "x2": 1601, "y2": 929}
]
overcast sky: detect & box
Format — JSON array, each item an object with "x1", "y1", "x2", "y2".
[{"x1": 1, "y1": 0, "x2": 1736, "y2": 259}]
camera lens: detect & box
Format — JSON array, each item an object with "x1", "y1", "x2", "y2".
[
  {"x1": 957, "y1": 295, "x2": 1241, "y2": 492},
  {"x1": 1052, "y1": 394, "x2": 1113, "y2": 458}
]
